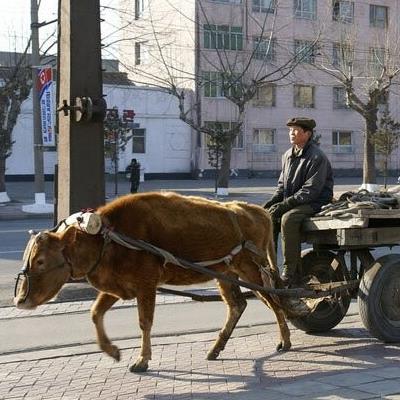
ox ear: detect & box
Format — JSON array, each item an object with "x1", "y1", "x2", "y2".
[
  {"x1": 60, "y1": 226, "x2": 78, "y2": 246},
  {"x1": 35, "y1": 232, "x2": 50, "y2": 244}
]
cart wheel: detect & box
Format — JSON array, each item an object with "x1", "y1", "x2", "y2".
[
  {"x1": 289, "y1": 250, "x2": 351, "y2": 333},
  {"x1": 358, "y1": 254, "x2": 400, "y2": 342}
]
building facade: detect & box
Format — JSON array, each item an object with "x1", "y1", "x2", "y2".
[
  {"x1": 119, "y1": 0, "x2": 400, "y2": 177},
  {"x1": 6, "y1": 82, "x2": 192, "y2": 180}
]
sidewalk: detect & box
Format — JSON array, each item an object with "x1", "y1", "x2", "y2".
[{"x1": 1, "y1": 306, "x2": 400, "y2": 399}]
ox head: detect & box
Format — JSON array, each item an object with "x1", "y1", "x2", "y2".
[{"x1": 14, "y1": 230, "x2": 73, "y2": 309}]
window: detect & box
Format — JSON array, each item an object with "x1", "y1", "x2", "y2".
[
  {"x1": 369, "y1": 47, "x2": 386, "y2": 74},
  {"x1": 203, "y1": 71, "x2": 220, "y2": 97},
  {"x1": 253, "y1": 37, "x2": 276, "y2": 61},
  {"x1": 333, "y1": 86, "x2": 349, "y2": 109},
  {"x1": 203, "y1": 25, "x2": 243, "y2": 50},
  {"x1": 332, "y1": 42, "x2": 353, "y2": 67},
  {"x1": 294, "y1": 40, "x2": 316, "y2": 64},
  {"x1": 252, "y1": 0, "x2": 275, "y2": 13},
  {"x1": 294, "y1": 85, "x2": 314, "y2": 108},
  {"x1": 294, "y1": 0, "x2": 316, "y2": 19},
  {"x1": 253, "y1": 84, "x2": 276, "y2": 107},
  {"x1": 332, "y1": 1, "x2": 354, "y2": 23},
  {"x1": 332, "y1": 130, "x2": 353, "y2": 153},
  {"x1": 204, "y1": 121, "x2": 244, "y2": 149},
  {"x1": 253, "y1": 128, "x2": 275, "y2": 152},
  {"x1": 203, "y1": 71, "x2": 241, "y2": 98},
  {"x1": 370, "y1": 5, "x2": 388, "y2": 28},
  {"x1": 132, "y1": 129, "x2": 146, "y2": 153}
]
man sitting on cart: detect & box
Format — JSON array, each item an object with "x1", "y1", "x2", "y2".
[{"x1": 264, "y1": 117, "x2": 334, "y2": 286}]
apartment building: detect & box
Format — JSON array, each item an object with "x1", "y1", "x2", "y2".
[{"x1": 119, "y1": 0, "x2": 400, "y2": 177}]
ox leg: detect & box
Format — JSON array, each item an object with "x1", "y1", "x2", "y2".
[
  {"x1": 207, "y1": 277, "x2": 247, "y2": 360},
  {"x1": 256, "y1": 292, "x2": 291, "y2": 352},
  {"x1": 237, "y1": 264, "x2": 291, "y2": 352},
  {"x1": 91, "y1": 292, "x2": 120, "y2": 361},
  {"x1": 129, "y1": 289, "x2": 156, "y2": 373}
]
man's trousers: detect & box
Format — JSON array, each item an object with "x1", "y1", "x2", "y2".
[{"x1": 272, "y1": 204, "x2": 316, "y2": 276}]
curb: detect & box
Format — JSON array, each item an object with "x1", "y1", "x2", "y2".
[{"x1": 0, "y1": 202, "x2": 53, "y2": 221}]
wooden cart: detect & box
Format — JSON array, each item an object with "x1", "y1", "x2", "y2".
[{"x1": 292, "y1": 208, "x2": 400, "y2": 342}]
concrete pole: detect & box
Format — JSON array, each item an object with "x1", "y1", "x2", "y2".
[
  {"x1": 31, "y1": 0, "x2": 44, "y2": 194},
  {"x1": 22, "y1": 0, "x2": 52, "y2": 213},
  {"x1": 57, "y1": 0, "x2": 105, "y2": 220}
]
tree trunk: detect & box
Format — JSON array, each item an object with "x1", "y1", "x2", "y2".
[
  {"x1": 217, "y1": 141, "x2": 232, "y2": 191},
  {"x1": 383, "y1": 159, "x2": 388, "y2": 189},
  {"x1": 363, "y1": 117, "x2": 377, "y2": 184},
  {"x1": 0, "y1": 155, "x2": 6, "y2": 193}
]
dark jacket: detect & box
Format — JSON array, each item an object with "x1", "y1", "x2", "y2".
[{"x1": 270, "y1": 140, "x2": 333, "y2": 212}]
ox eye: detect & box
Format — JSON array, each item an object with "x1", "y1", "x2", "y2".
[{"x1": 36, "y1": 259, "x2": 44, "y2": 266}]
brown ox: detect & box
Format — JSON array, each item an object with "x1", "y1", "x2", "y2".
[{"x1": 14, "y1": 192, "x2": 291, "y2": 372}]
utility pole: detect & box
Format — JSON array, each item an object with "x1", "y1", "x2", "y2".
[
  {"x1": 23, "y1": 0, "x2": 52, "y2": 213},
  {"x1": 57, "y1": 0, "x2": 105, "y2": 220}
]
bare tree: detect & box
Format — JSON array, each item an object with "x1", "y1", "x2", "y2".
[
  {"x1": 114, "y1": 0, "x2": 318, "y2": 193},
  {"x1": 104, "y1": 107, "x2": 133, "y2": 195},
  {"x1": 0, "y1": 47, "x2": 32, "y2": 197},
  {"x1": 374, "y1": 110, "x2": 400, "y2": 188},
  {"x1": 314, "y1": 13, "x2": 400, "y2": 186}
]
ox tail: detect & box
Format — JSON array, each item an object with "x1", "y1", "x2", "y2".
[{"x1": 258, "y1": 218, "x2": 284, "y2": 309}]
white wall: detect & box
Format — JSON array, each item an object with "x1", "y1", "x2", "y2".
[
  {"x1": 6, "y1": 85, "x2": 192, "y2": 177},
  {"x1": 104, "y1": 85, "x2": 192, "y2": 173},
  {"x1": 6, "y1": 91, "x2": 57, "y2": 176}
]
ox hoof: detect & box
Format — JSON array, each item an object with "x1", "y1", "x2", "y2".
[
  {"x1": 276, "y1": 341, "x2": 291, "y2": 352},
  {"x1": 206, "y1": 350, "x2": 219, "y2": 360},
  {"x1": 104, "y1": 345, "x2": 121, "y2": 361},
  {"x1": 129, "y1": 361, "x2": 149, "y2": 373}
]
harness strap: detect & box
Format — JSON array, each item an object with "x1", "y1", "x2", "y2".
[
  {"x1": 84, "y1": 234, "x2": 110, "y2": 278},
  {"x1": 104, "y1": 228, "x2": 243, "y2": 268},
  {"x1": 243, "y1": 240, "x2": 268, "y2": 261},
  {"x1": 196, "y1": 243, "x2": 243, "y2": 266}
]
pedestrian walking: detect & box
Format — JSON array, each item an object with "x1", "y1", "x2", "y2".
[
  {"x1": 128, "y1": 158, "x2": 141, "y2": 193},
  {"x1": 264, "y1": 117, "x2": 334, "y2": 286}
]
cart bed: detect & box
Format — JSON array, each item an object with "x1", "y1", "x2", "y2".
[{"x1": 303, "y1": 209, "x2": 400, "y2": 247}]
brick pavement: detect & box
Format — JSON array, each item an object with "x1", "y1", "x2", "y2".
[{"x1": 1, "y1": 313, "x2": 400, "y2": 400}]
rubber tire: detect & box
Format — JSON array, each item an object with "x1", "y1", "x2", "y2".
[
  {"x1": 290, "y1": 250, "x2": 351, "y2": 333},
  {"x1": 358, "y1": 254, "x2": 400, "y2": 342}
]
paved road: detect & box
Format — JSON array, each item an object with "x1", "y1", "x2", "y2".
[
  {"x1": 0, "y1": 219, "x2": 53, "y2": 307},
  {"x1": 1, "y1": 297, "x2": 300, "y2": 357}
]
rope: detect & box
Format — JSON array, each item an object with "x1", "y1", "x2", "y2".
[
  {"x1": 105, "y1": 228, "x2": 243, "y2": 268},
  {"x1": 317, "y1": 190, "x2": 399, "y2": 217}
]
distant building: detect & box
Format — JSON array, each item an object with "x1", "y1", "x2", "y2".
[
  {"x1": 3, "y1": 54, "x2": 192, "y2": 180},
  {"x1": 119, "y1": 0, "x2": 400, "y2": 177}
]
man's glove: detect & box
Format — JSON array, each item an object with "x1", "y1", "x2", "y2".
[
  {"x1": 262, "y1": 195, "x2": 282, "y2": 209},
  {"x1": 268, "y1": 197, "x2": 298, "y2": 219}
]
